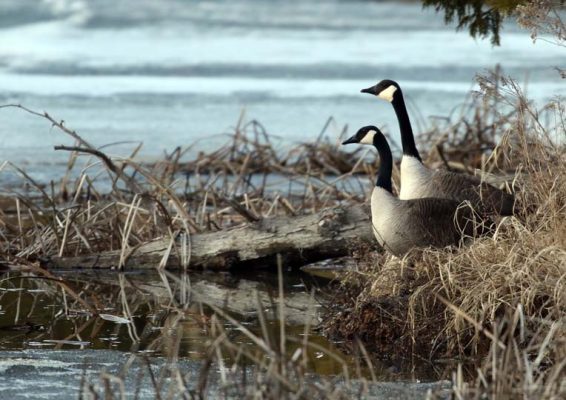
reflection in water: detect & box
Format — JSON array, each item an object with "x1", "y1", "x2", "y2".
[{"x1": 0, "y1": 269, "x2": 443, "y2": 380}]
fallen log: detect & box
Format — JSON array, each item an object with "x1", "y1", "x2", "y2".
[{"x1": 45, "y1": 204, "x2": 374, "y2": 270}]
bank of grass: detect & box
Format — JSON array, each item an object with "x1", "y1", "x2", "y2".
[{"x1": 324, "y1": 77, "x2": 566, "y2": 398}]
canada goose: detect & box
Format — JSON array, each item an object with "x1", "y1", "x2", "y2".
[
  {"x1": 360, "y1": 80, "x2": 515, "y2": 216},
  {"x1": 342, "y1": 126, "x2": 487, "y2": 256}
]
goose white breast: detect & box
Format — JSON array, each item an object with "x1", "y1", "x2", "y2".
[
  {"x1": 370, "y1": 186, "x2": 399, "y2": 248},
  {"x1": 399, "y1": 155, "x2": 432, "y2": 200}
]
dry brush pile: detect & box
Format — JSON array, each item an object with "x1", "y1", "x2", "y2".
[{"x1": 0, "y1": 108, "x2": 375, "y2": 270}]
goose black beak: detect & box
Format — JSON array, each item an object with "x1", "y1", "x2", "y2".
[
  {"x1": 342, "y1": 135, "x2": 358, "y2": 145},
  {"x1": 361, "y1": 86, "x2": 377, "y2": 95}
]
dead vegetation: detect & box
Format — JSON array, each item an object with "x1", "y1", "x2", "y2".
[
  {"x1": 0, "y1": 107, "x2": 375, "y2": 270},
  {"x1": 324, "y1": 76, "x2": 566, "y2": 399}
]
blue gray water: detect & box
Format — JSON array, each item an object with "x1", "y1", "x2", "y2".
[{"x1": 0, "y1": 0, "x2": 563, "y2": 181}]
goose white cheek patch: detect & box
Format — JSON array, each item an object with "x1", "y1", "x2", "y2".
[
  {"x1": 378, "y1": 85, "x2": 397, "y2": 102},
  {"x1": 360, "y1": 130, "x2": 376, "y2": 144}
]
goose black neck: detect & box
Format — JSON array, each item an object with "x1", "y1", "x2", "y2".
[
  {"x1": 373, "y1": 134, "x2": 393, "y2": 193},
  {"x1": 392, "y1": 91, "x2": 422, "y2": 162}
]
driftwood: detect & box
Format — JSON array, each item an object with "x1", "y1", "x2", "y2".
[{"x1": 45, "y1": 204, "x2": 373, "y2": 270}]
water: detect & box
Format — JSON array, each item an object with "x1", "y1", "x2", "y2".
[
  {"x1": 0, "y1": 269, "x2": 443, "y2": 380},
  {"x1": 0, "y1": 0, "x2": 563, "y2": 181}
]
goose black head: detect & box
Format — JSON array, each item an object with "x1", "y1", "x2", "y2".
[
  {"x1": 361, "y1": 79, "x2": 400, "y2": 103},
  {"x1": 342, "y1": 125, "x2": 382, "y2": 146}
]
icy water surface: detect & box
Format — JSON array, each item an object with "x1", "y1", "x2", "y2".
[
  {"x1": 0, "y1": 0, "x2": 563, "y2": 181},
  {"x1": 0, "y1": 269, "x2": 444, "y2": 381}
]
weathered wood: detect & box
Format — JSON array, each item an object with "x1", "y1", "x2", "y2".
[{"x1": 45, "y1": 204, "x2": 373, "y2": 270}]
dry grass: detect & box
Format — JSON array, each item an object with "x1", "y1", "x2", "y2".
[
  {"x1": 0, "y1": 109, "x2": 373, "y2": 269},
  {"x1": 324, "y1": 75, "x2": 566, "y2": 398}
]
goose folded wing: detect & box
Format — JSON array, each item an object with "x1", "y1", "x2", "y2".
[
  {"x1": 432, "y1": 170, "x2": 515, "y2": 215},
  {"x1": 403, "y1": 198, "x2": 484, "y2": 248}
]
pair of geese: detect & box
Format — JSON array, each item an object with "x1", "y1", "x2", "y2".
[{"x1": 343, "y1": 80, "x2": 515, "y2": 256}]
